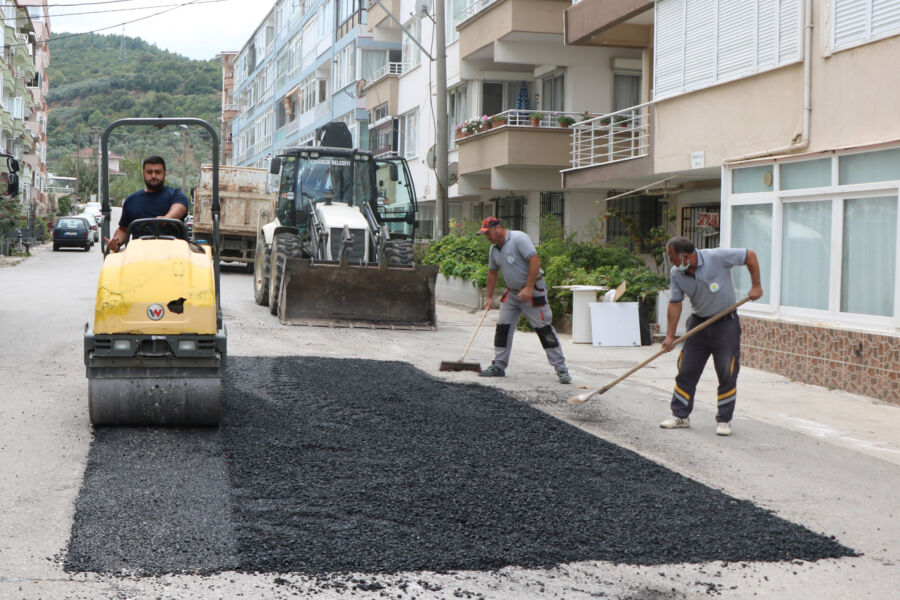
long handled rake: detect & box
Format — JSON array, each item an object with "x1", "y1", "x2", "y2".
[{"x1": 569, "y1": 296, "x2": 752, "y2": 404}]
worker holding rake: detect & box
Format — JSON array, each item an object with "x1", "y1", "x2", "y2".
[
  {"x1": 660, "y1": 237, "x2": 763, "y2": 436},
  {"x1": 478, "y1": 217, "x2": 572, "y2": 384}
]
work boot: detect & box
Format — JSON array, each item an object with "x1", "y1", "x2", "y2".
[
  {"x1": 479, "y1": 365, "x2": 505, "y2": 377},
  {"x1": 659, "y1": 416, "x2": 690, "y2": 429},
  {"x1": 716, "y1": 422, "x2": 732, "y2": 436},
  {"x1": 557, "y1": 368, "x2": 572, "y2": 384}
]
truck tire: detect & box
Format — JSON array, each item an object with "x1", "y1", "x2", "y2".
[
  {"x1": 253, "y1": 235, "x2": 271, "y2": 306},
  {"x1": 384, "y1": 239, "x2": 414, "y2": 266},
  {"x1": 268, "y1": 233, "x2": 302, "y2": 315}
]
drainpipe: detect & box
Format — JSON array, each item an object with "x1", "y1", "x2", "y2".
[{"x1": 723, "y1": 0, "x2": 812, "y2": 164}]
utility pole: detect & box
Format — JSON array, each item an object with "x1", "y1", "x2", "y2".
[{"x1": 434, "y1": 0, "x2": 449, "y2": 239}]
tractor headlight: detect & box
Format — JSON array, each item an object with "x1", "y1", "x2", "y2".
[
  {"x1": 178, "y1": 340, "x2": 197, "y2": 352},
  {"x1": 113, "y1": 339, "x2": 132, "y2": 352}
]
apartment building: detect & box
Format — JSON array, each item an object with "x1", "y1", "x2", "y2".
[
  {"x1": 562, "y1": 0, "x2": 900, "y2": 402},
  {"x1": 4, "y1": 0, "x2": 49, "y2": 221},
  {"x1": 365, "y1": 0, "x2": 644, "y2": 240},
  {"x1": 229, "y1": 0, "x2": 382, "y2": 170}
]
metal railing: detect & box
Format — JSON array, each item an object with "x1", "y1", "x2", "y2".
[
  {"x1": 458, "y1": 0, "x2": 499, "y2": 23},
  {"x1": 569, "y1": 103, "x2": 651, "y2": 169},
  {"x1": 374, "y1": 150, "x2": 399, "y2": 159},
  {"x1": 364, "y1": 62, "x2": 409, "y2": 87},
  {"x1": 456, "y1": 109, "x2": 584, "y2": 139}
]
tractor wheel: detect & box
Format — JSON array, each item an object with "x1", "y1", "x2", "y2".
[
  {"x1": 384, "y1": 239, "x2": 415, "y2": 266},
  {"x1": 268, "y1": 233, "x2": 302, "y2": 315},
  {"x1": 253, "y1": 235, "x2": 271, "y2": 306}
]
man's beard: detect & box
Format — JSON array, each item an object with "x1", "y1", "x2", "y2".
[{"x1": 144, "y1": 178, "x2": 164, "y2": 192}]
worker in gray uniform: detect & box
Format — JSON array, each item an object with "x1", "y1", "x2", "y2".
[
  {"x1": 660, "y1": 236, "x2": 763, "y2": 436},
  {"x1": 477, "y1": 217, "x2": 571, "y2": 384}
]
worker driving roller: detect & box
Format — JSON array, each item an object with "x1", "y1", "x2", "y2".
[{"x1": 105, "y1": 156, "x2": 189, "y2": 252}]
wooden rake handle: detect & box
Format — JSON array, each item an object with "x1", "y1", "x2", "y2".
[
  {"x1": 458, "y1": 307, "x2": 490, "y2": 362},
  {"x1": 569, "y1": 296, "x2": 752, "y2": 405}
]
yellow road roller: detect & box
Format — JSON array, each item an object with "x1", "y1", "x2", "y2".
[{"x1": 84, "y1": 118, "x2": 226, "y2": 426}]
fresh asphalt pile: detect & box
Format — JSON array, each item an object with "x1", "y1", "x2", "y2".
[{"x1": 65, "y1": 356, "x2": 854, "y2": 576}]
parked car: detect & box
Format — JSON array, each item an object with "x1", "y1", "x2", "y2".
[
  {"x1": 53, "y1": 216, "x2": 92, "y2": 251},
  {"x1": 185, "y1": 214, "x2": 193, "y2": 238},
  {"x1": 78, "y1": 213, "x2": 100, "y2": 241},
  {"x1": 81, "y1": 206, "x2": 102, "y2": 225}
]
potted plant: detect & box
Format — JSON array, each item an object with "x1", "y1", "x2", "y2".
[
  {"x1": 490, "y1": 113, "x2": 507, "y2": 127},
  {"x1": 557, "y1": 115, "x2": 576, "y2": 128},
  {"x1": 530, "y1": 112, "x2": 544, "y2": 127},
  {"x1": 578, "y1": 111, "x2": 592, "y2": 122},
  {"x1": 599, "y1": 116, "x2": 611, "y2": 126},
  {"x1": 454, "y1": 124, "x2": 465, "y2": 139},
  {"x1": 463, "y1": 119, "x2": 479, "y2": 135},
  {"x1": 481, "y1": 114, "x2": 492, "y2": 130}
]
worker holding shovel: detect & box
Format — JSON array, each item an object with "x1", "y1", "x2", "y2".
[{"x1": 660, "y1": 236, "x2": 763, "y2": 436}]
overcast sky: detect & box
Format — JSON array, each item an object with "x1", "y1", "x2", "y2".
[{"x1": 48, "y1": 0, "x2": 273, "y2": 61}]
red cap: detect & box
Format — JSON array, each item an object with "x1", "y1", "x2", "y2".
[{"x1": 478, "y1": 216, "x2": 500, "y2": 234}]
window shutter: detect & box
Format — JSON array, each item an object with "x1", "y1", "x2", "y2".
[
  {"x1": 833, "y1": 0, "x2": 868, "y2": 49},
  {"x1": 757, "y1": 0, "x2": 778, "y2": 68},
  {"x1": 654, "y1": 0, "x2": 686, "y2": 99},
  {"x1": 684, "y1": 0, "x2": 717, "y2": 89},
  {"x1": 778, "y1": 0, "x2": 802, "y2": 62},
  {"x1": 717, "y1": 0, "x2": 756, "y2": 80},
  {"x1": 872, "y1": 0, "x2": 900, "y2": 37}
]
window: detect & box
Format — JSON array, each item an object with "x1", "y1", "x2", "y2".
[
  {"x1": 539, "y1": 192, "x2": 564, "y2": 242},
  {"x1": 447, "y1": 0, "x2": 467, "y2": 43},
  {"x1": 654, "y1": 0, "x2": 802, "y2": 100},
  {"x1": 448, "y1": 84, "x2": 467, "y2": 145},
  {"x1": 373, "y1": 103, "x2": 389, "y2": 122},
  {"x1": 333, "y1": 43, "x2": 356, "y2": 91},
  {"x1": 361, "y1": 49, "x2": 388, "y2": 82},
  {"x1": 606, "y1": 195, "x2": 665, "y2": 251},
  {"x1": 832, "y1": 0, "x2": 900, "y2": 52},
  {"x1": 613, "y1": 58, "x2": 642, "y2": 111},
  {"x1": 540, "y1": 72, "x2": 564, "y2": 112},
  {"x1": 301, "y1": 17, "x2": 316, "y2": 68},
  {"x1": 402, "y1": 18, "x2": 421, "y2": 68},
  {"x1": 400, "y1": 110, "x2": 418, "y2": 159},
  {"x1": 482, "y1": 81, "x2": 532, "y2": 116},
  {"x1": 318, "y1": 3, "x2": 331, "y2": 41},
  {"x1": 299, "y1": 73, "x2": 315, "y2": 113},
  {"x1": 781, "y1": 200, "x2": 831, "y2": 310},
  {"x1": 681, "y1": 204, "x2": 720, "y2": 249},
  {"x1": 496, "y1": 197, "x2": 525, "y2": 232},
  {"x1": 727, "y1": 148, "x2": 900, "y2": 322}
]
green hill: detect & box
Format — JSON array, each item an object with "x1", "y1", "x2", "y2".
[{"x1": 47, "y1": 32, "x2": 222, "y2": 201}]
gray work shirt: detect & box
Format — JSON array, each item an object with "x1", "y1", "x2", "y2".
[
  {"x1": 488, "y1": 230, "x2": 544, "y2": 290},
  {"x1": 669, "y1": 248, "x2": 747, "y2": 317}
]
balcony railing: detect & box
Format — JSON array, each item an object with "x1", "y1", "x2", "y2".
[
  {"x1": 570, "y1": 103, "x2": 651, "y2": 169},
  {"x1": 456, "y1": 109, "x2": 584, "y2": 139},
  {"x1": 364, "y1": 62, "x2": 409, "y2": 86},
  {"x1": 458, "y1": 0, "x2": 499, "y2": 24}
]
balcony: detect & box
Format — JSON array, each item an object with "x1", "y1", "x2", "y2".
[
  {"x1": 367, "y1": 0, "x2": 400, "y2": 31},
  {"x1": 562, "y1": 103, "x2": 654, "y2": 188},
  {"x1": 363, "y1": 63, "x2": 407, "y2": 114},
  {"x1": 457, "y1": 0, "x2": 569, "y2": 61},
  {"x1": 456, "y1": 109, "x2": 578, "y2": 176},
  {"x1": 564, "y1": 0, "x2": 653, "y2": 47}
]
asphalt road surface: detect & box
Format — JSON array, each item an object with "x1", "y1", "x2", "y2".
[{"x1": 0, "y1": 227, "x2": 897, "y2": 599}]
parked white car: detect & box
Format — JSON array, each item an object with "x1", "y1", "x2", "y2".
[{"x1": 81, "y1": 206, "x2": 102, "y2": 226}]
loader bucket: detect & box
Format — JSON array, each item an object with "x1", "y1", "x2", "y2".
[{"x1": 278, "y1": 258, "x2": 439, "y2": 329}]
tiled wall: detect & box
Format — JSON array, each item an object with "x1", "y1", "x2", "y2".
[{"x1": 741, "y1": 317, "x2": 900, "y2": 404}]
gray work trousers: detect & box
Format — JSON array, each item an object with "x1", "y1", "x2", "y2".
[
  {"x1": 670, "y1": 312, "x2": 741, "y2": 423},
  {"x1": 491, "y1": 283, "x2": 567, "y2": 372}
]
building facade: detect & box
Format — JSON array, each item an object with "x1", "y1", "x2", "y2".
[
  {"x1": 229, "y1": 0, "x2": 379, "y2": 170},
  {"x1": 5, "y1": 0, "x2": 49, "y2": 222},
  {"x1": 561, "y1": 0, "x2": 900, "y2": 402}
]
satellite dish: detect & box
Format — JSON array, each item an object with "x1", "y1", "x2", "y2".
[
  {"x1": 414, "y1": 0, "x2": 430, "y2": 18},
  {"x1": 426, "y1": 144, "x2": 435, "y2": 169},
  {"x1": 354, "y1": 79, "x2": 367, "y2": 98},
  {"x1": 448, "y1": 162, "x2": 459, "y2": 186}
]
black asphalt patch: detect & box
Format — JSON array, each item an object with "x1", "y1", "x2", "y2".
[{"x1": 65, "y1": 356, "x2": 854, "y2": 576}]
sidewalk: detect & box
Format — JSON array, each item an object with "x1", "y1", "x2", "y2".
[{"x1": 434, "y1": 303, "x2": 900, "y2": 467}]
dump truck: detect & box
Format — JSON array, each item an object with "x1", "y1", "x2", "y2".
[
  {"x1": 192, "y1": 164, "x2": 274, "y2": 269},
  {"x1": 84, "y1": 117, "x2": 226, "y2": 426},
  {"x1": 253, "y1": 122, "x2": 437, "y2": 329}
]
